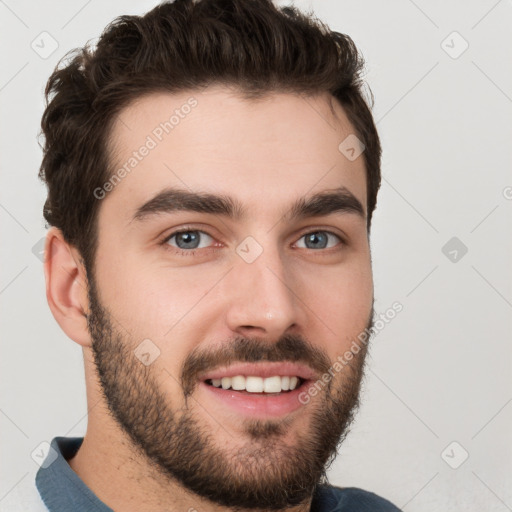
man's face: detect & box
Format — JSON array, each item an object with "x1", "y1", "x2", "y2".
[{"x1": 87, "y1": 87, "x2": 374, "y2": 509}]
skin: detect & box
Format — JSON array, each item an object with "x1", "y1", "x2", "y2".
[{"x1": 44, "y1": 86, "x2": 374, "y2": 512}]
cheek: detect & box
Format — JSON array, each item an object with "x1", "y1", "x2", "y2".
[
  {"x1": 295, "y1": 258, "x2": 373, "y2": 340},
  {"x1": 99, "y1": 255, "x2": 221, "y2": 340},
  {"x1": 292, "y1": 256, "x2": 373, "y2": 361}
]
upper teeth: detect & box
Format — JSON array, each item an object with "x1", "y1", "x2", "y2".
[{"x1": 209, "y1": 375, "x2": 300, "y2": 393}]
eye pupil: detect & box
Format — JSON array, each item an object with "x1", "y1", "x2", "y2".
[
  {"x1": 176, "y1": 231, "x2": 200, "y2": 249},
  {"x1": 305, "y1": 232, "x2": 327, "y2": 249}
]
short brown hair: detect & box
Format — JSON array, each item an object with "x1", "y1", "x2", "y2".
[{"x1": 39, "y1": 0, "x2": 381, "y2": 275}]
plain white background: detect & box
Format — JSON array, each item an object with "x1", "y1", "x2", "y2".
[{"x1": 1, "y1": 1, "x2": 511, "y2": 510}]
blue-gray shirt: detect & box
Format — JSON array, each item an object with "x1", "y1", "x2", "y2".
[{"x1": 35, "y1": 437, "x2": 402, "y2": 511}]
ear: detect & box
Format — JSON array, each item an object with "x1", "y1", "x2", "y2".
[{"x1": 44, "y1": 227, "x2": 92, "y2": 347}]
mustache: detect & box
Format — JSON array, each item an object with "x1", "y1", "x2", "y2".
[{"x1": 181, "y1": 333, "x2": 332, "y2": 397}]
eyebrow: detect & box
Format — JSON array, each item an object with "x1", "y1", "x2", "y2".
[{"x1": 131, "y1": 185, "x2": 365, "y2": 224}]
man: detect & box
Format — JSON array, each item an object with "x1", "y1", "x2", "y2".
[{"x1": 21, "y1": 0, "x2": 401, "y2": 510}]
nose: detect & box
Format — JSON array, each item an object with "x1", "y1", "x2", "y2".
[{"x1": 223, "y1": 242, "x2": 299, "y2": 340}]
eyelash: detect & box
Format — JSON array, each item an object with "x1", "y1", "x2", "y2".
[{"x1": 159, "y1": 226, "x2": 346, "y2": 257}]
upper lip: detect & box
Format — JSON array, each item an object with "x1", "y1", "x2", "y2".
[{"x1": 199, "y1": 362, "x2": 318, "y2": 382}]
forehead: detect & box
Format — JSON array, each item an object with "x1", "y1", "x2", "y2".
[{"x1": 103, "y1": 86, "x2": 367, "y2": 223}]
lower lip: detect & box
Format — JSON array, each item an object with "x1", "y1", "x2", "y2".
[{"x1": 198, "y1": 381, "x2": 312, "y2": 418}]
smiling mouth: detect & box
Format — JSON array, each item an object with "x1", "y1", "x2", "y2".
[{"x1": 204, "y1": 375, "x2": 306, "y2": 395}]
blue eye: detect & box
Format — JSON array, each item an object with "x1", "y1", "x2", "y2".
[
  {"x1": 295, "y1": 231, "x2": 342, "y2": 250},
  {"x1": 161, "y1": 228, "x2": 343, "y2": 257},
  {"x1": 164, "y1": 230, "x2": 214, "y2": 251}
]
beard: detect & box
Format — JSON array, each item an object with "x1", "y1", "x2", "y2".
[{"x1": 86, "y1": 275, "x2": 373, "y2": 511}]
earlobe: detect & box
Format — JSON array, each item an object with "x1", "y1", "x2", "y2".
[{"x1": 44, "y1": 227, "x2": 92, "y2": 347}]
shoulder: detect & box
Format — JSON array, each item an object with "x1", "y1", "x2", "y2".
[
  {"x1": 313, "y1": 484, "x2": 402, "y2": 512},
  {"x1": 0, "y1": 473, "x2": 48, "y2": 512}
]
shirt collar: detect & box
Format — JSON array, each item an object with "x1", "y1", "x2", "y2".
[{"x1": 35, "y1": 437, "x2": 113, "y2": 512}]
